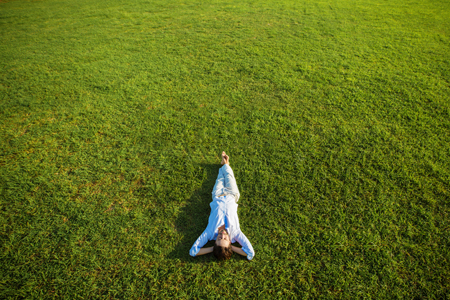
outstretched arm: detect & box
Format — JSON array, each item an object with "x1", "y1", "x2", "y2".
[
  {"x1": 189, "y1": 230, "x2": 210, "y2": 257},
  {"x1": 234, "y1": 231, "x2": 255, "y2": 260},
  {"x1": 195, "y1": 246, "x2": 214, "y2": 256},
  {"x1": 231, "y1": 245, "x2": 247, "y2": 257}
]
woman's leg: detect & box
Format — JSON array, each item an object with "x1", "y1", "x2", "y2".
[
  {"x1": 212, "y1": 151, "x2": 240, "y2": 201},
  {"x1": 212, "y1": 167, "x2": 226, "y2": 200},
  {"x1": 221, "y1": 164, "x2": 240, "y2": 202}
]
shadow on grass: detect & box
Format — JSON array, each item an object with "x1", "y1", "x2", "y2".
[{"x1": 167, "y1": 163, "x2": 220, "y2": 262}]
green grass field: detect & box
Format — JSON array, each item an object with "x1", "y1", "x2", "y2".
[{"x1": 1, "y1": 0, "x2": 449, "y2": 298}]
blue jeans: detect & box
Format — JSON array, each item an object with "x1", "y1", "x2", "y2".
[{"x1": 212, "y1": 164, "x2": 240, "y2": 202}]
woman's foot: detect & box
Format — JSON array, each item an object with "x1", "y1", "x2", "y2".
[{"x1": 221, "y1": 151, "x2": 230, "y2": 165}]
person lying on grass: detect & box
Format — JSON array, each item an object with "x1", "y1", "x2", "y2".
[{"x1": 189, "y1": 152, "x2": 255, "y2": 261}]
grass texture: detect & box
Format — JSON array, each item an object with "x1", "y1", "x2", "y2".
[{"x1": 1, "y1": 0, "x2": 450, "y2": 298}]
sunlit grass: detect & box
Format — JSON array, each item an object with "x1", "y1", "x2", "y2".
[{"x1": 1, "y1": 0, "x2": 449, "y2": 298}]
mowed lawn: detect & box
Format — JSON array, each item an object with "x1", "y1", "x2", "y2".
[{"x1": 1, "y1": 0, "x2": 449, "y2": 298}]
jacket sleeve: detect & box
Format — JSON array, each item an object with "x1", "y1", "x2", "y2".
[
  {"x1": 234, "y1": 231, "x2": 255, "y2": 260},
  {"x1": 189, "y1": 230, "x2": 210, "y2": 257}
]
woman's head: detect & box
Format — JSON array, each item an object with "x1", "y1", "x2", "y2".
[
  {"x1": 214, "y1": 227, "x2": 232, "y2": 260},
  {"x1": 213, "y1": 244, "x2": 233, "y2": 260}
]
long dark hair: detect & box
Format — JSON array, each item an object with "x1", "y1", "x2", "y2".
[{"x1": 213, "y1": 245, "x2": 233, "y2": 260}]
